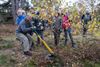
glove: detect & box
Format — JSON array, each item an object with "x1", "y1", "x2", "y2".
[
  {"x1": 59, "y1": 29, "x2": 62, "y2": 33},
  {"x1": 31, "y1": 26, "x2": 36, "y2": 32}
]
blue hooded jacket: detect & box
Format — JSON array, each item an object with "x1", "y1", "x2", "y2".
[{"x1": 16, "y1": 15, "x2": 26, "y2": 25}]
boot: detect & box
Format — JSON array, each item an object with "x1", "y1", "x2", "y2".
[
  {"x1": 72, "y1": 43, "x2": 77, "y2": 48},
  {"x1": 24, "y1": 51, "x2": 32, "y2": 56},
  {"x1": 29, "y1": 42, "x2": 34, "y2": 51}
]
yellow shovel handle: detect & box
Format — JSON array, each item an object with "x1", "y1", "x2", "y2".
[{"x1": 37, "y1": 35, "x2": 54, "y2": 54}]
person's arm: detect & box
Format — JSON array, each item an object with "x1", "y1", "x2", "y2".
[
  {"x1": 42, "y1": 20, "x2": 46, "y2": 30},
  {"x1": 52, "y1": 17, "x2": 56, "y2": 29},
  {"x1": 20, "y1": 21, "x2": 32, "y2": 33},
  {"x1": 16, "y1": 17, "x2": 19, "y2": 25},
  {"x1": 59, "y1": 18, "x2": 63, "y2": 32},
  {"x1": 81, "y1": 15, "x2": 84, "y2": 20},
  {"x1": 81, "y1": 15, "x2": 84, "y2": 25},
  {"x1": 89, "y1": 15, "x2": 91, "y2": 21},
  {"x1": 59, "y1": 17, "x2": 62, "y2": 29}
]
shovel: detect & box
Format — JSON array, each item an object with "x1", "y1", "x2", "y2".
[{"x1": 34, "y1": 31, "x2": 64, "y2": 66}]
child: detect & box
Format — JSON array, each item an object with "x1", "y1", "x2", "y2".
[
  {"x1": 32, "y1": 11, "x2": 45, "y2": 45},
  {"x1": 62, "y1": 14, "x2": 76, "y2": 48},
  {"x1": 52, "y1": 12, "x2": 62, "y2": 45}
]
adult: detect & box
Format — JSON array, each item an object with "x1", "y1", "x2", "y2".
[
  {"x1": 16, "y1": 16, "x2": 35, "y2": 56},
  {"x1": 81, "y1": 11, "x2": 91, "y2": 35}
]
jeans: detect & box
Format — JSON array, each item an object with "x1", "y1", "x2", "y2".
[
  {"x1": 83, "y1": 23, "x2": 88, "y2": 35},
  {"x1": 64, "y1": 28, "x2": 74, "y2": 45},
  {"x1": 36, "y1": 31, "x2": 44, "y2": 45}
]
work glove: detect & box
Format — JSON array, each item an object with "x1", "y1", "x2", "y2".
[
  {"x1": 31, "y1": 26, "x2": 36, "y2": 32},
  {"x1": 59, "y1": 29, "x2": 62, "y2": 33}
]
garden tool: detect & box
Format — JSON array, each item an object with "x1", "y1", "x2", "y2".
[{"x1": 34, "y1": 31, "x2": 64, "y2": 66}]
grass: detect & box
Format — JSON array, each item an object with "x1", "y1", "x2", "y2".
[
  {"x1": 25, "y1": 60, "x2": 37, "y2": 67},
  {"x1": 0, "y1": 37, "x2": 14, "y2": 50},
  {"x1": 0, "y1": 54, "x2": 16, "y2": 67},
  {"x1": 0, "y1": 55, "x2": 8, "y2": 65},
  {"x1": 81, "y1": 60, "x2": 100, "y2": 67},
  {"x1": 95, "y1": 63, "x2": 100, "y2": 67}
]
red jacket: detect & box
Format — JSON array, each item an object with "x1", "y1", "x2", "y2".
[{"x1": 62, "y1": 15, "x2": 71, "y2": 29}]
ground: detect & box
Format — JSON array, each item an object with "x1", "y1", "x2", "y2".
[{"x1": 0, "y1": 24, "x2": 100, "y2": 67}]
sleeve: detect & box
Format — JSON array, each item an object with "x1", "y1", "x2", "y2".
[
  {"x1": 16, "y1": 17, "x2": 19, "y2": 25},
  {"x1": 20, "y1": 21, "x2": 32, "y2": 33},
  {"x1": 58, "y1": 17, "x2": 62, "y2": 28},
  {"x1": 81, "y1": 15, "x2": 84, "y2": 20},
  {"x1": 60, "y1": 18, "x2": 63, "y2": 28},
  {"x1": 42, "y1": 20, "x2": 45, "y2": 31},
  {"x1": 59, "y1": 18, "x2": 63, "y2": 32},
  {"x1": 51, "y1": 22, "x2": 55, "y2": 29},
  {"x1": 89, "y1": 15, "x2": 91, "y2": 21},
  {"x1": 52, "y1": 17, "x2": 56, "y2": 28},
  {"x1": 16, "y1": 16, "x2": 26, "y2": 25}
]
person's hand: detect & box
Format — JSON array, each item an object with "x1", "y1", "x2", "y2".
[
  {"x1": 51, "y1": 29, "x2": 55, "y2": 32},
  {"x1": 59, "y1": 29, "x2": 62, "y2": 33},
  {"x1": 65, "y1": 27, "x2": 68, "y2": 30},
  {"x1": 31, "y1": 26, "x2": 36, "y2": 32}
]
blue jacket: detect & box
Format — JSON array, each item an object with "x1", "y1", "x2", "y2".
[
  {"x1": 16, "y1": 15, "x2": 26, "y2": 25},
  {"x1": 81, "y1": 14, "x2": 91, "y2": 24}
]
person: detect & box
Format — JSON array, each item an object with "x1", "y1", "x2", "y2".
[
  {"x1": 16, "y1": 8, "x2": 26, "y2": 25},
  {"x1": 52, "y1": 13, "x2": 62, "y2": 45},
  {"x1": 16, "y1": 16, "x2": 35, "y2": 56},
  {"x1": 32, "y1": 11, "x2": 45, "y2": 45},
  {"x1": 81, "y1": 11, "x2": 91, "y2": 36},
  {"x1": 62, "y1": 13, "x2": 76, "y2": 48}
]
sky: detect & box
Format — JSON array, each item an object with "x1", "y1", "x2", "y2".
[
  {"x1": 0, "y1": 0, "x2": 78, "y2": 5},
  {"x1": 0, "y1": 0, "x2": 99, "y2": 8},
  {"x1": 60, "y1": 0, "x2": 78, "y2": 8},
  {"x1": 0, "y1": 0, "x2": 8, "y2": 4}
]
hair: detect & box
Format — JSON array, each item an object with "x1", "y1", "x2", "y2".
[
  {"x1": 57, "y1": 13, "x2": 60, "y2": 16},
  {"x1": 61, "y1": 13, "x2": 64, "y2": 15},
  {"x1": 69, "y1": 20, "x2": 72, "y2": 22}
]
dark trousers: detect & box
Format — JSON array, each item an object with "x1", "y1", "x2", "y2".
[
  {"x1": 83, "y1": 23, "x2": 88, "y2": 35},
  {"x1": 36, "y1": 31, "x2": 44, "y2": 45},
  {"x1": 64, "y1": 29, "x2": 74, "y2": 45},
  {"x1": 53, "y1": 30, "x2": 61, "y2": 45}
]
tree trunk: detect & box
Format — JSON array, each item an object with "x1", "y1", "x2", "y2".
[
  {"x1": 11, "y1": 0, "x2": 16, "y2": 23},
  {"x1": 11, "y1": 0, "x2": 20, "y2": 23}
]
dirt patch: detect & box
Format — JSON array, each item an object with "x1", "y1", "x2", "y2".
[{"x1": 0, "y1": 24, "x2": 16, "y2": 36}]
